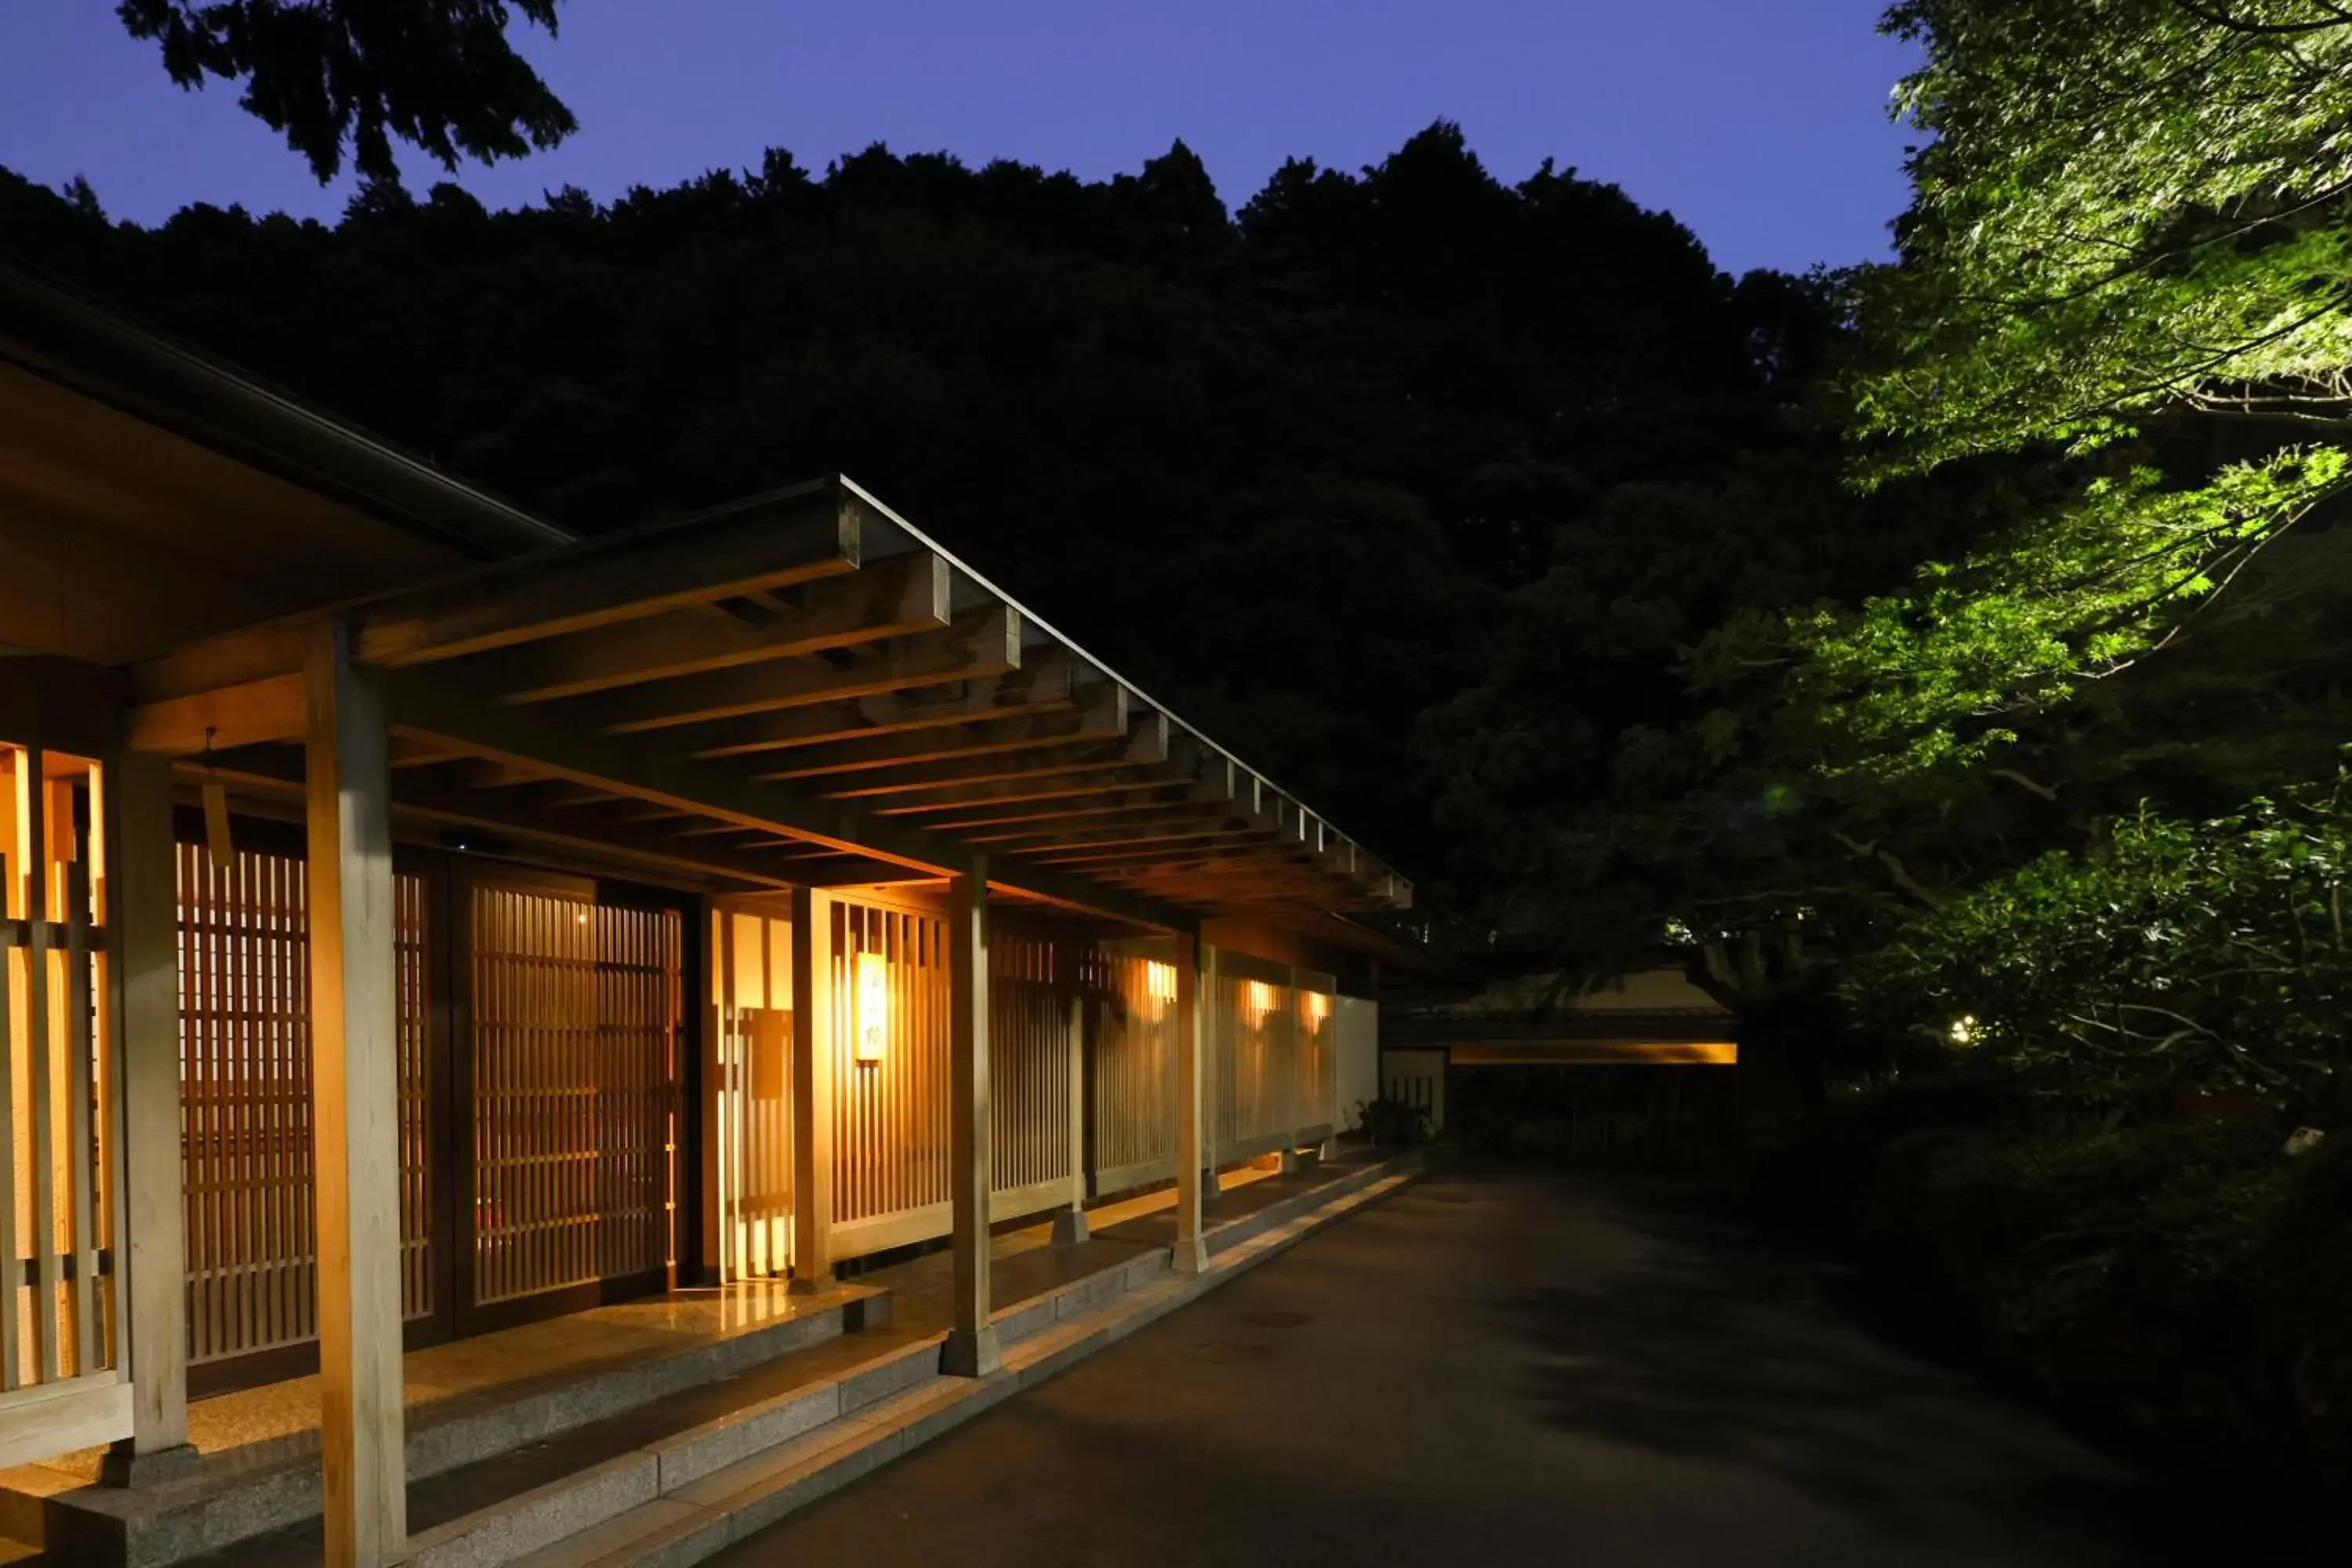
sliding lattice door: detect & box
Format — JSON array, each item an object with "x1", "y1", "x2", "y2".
[
  {"x1": 462, "y1": 876, "x2": 681, "y2": 1328},
  {"x1": 176, "y1": 833, "x2": 442, "y2": 1392}
]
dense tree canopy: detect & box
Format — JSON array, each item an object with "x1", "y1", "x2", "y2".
[
  {"x1": 1, "y1": 125, "x2": 1811, "y2": 918},
  {"x1": 1428, "y1": 0, "x2": 2352, "y2": 1048},
  {"x1": 1824, "y1": 0, "x2": 2352, "y2": 772},
  {"x1": 116, "y1": 1, "x2": 576, "y2": 183}
]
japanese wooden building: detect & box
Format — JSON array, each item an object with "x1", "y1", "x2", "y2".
[{"x1": 0, "y1": 267, "x2": 1408, "y2": 1563}]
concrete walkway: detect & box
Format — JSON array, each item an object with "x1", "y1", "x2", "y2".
[{"x1": 708, "y1": 1169, "x2": 2237, "y2": 1568}]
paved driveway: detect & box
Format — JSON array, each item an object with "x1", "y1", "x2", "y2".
[{"x1": 713, "y1": 1169, "x2": 2233, "y2": 1567}]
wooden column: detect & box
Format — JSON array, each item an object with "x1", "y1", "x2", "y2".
[
  {"x1": 1049, "y1": 948, "x2": 1089, "y2": 1247},
  {"x1": 1171, "y1": 929, "x2": 1208, "y2": 1275},
  {"x1": 942, "y1": 864, "x2": 1000, "y2": 1377},
  {"x1": 109, "y1": 753, "x2": 191, "y2": 1467},
  {"x1": 787, "y1": 887, "x2": 835, "y2": 1292},
  {"x1": 701, "y1": 900, "x2": 728, "y2": 1285},
  {"x1": 303, "y1": 622, "x2": 408, "y2": 1568}
]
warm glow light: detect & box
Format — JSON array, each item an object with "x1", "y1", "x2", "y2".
[
  {"x1": 1245, "y1": 979, "x2": 1279, "y2": 1019},
  {"x1": 855, "y1": 950, "x2": 889, "y2": 1064},
  {"x1": 1948, "y1": 1014, "x2": 1978, "y2": 1046},
  {"x1": 1143, "y1": 960, "x2": 1177, "y2": 1019},
  {"x1": 1301, "y1": 989, "x2": 1330, "y2": 1025}
]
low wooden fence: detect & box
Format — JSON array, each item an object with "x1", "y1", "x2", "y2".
[
  {"x1": 0, "y1": 743, "x2": 129, "y2": 1465},
  {"x1": 706, "y1": 903, "x2": 1342, "y2": 1270}
]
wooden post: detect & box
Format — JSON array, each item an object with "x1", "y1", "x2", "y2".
[
  {"x1": 787, "y1": 887, "x2": 834, "y2": 1293},
  {"x1": 20, "y1": 751, "x2": 60, "y2": 1386},
  {"x1": 303, "y1": 622, "x2": 408, "y2": 1568},
  {"x1": 942, "y1": 863, "x2": 1000, "y2": 1377},
  {"x1": 702, "y1": 900, "x2": 728, "y2": 1286},
  {"x1": 1049, "y1": 945, "x2": 1088, "y2": 1247},
  {"x1": 106, "y1": 753, "x2": 193, "y2": 1475},
  {"x1": 1171, "y1": 929, "x2": 1208, "y2": 1275}
]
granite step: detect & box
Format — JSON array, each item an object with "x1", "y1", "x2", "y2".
[{"x1": 12, "y1": 1284, "x2": 890, "y2": 1568}]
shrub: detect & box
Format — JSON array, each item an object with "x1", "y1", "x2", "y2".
[
  {"x1": 1356, "y1": 1094, "x2": 1431, "y2": 1147},
  {"x1": 1777, "y1": 1097, "x2": 2352, "y2": 1527},
  {"x1": 1844, "y1": 771, "x2": 2352, "y2": 1114}
]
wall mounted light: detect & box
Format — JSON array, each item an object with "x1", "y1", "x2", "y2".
[
  {"x1": 1244, "y1": 979, "x2": 1279, "y2": 1021},
  {"x1": 855, "y1": 949, "x2": 889, "y2": 1065},
  {"x1": 1142, "y1": 959, "x2": 1177, "y2": 1021}
]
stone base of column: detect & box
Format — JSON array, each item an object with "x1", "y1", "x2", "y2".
[
  {"x1": 100, "y1": 1439, "x2": 202, "y2": 1490},
  {"x1": 787, "y1": 1266, "x2": 831, "y2": 1296},
  {"x1": 1276, "y1": 1148, "x2": 1304, "y2": 1176},
  {"x1": 942, "y1": 1323, "x2": 1003, "y2": 1379},
  {"x1": 1171, "y1": 1236, "x2": 1210, "y2": 1276},
  {"x1": 1049, "y1": 1206, "x2": 1090, "y2": 1247},
  {"x1": 1203, "y1": 1166, "x2": 1223, "y2": 1200}
]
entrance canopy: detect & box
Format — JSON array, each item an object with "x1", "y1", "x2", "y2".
[
  {"x1": 0, "y1": 267, "x2": 1406, "y2": 934},
  {"x1": 128, "y1": 474, "x2": 1407, "y2": 929}
]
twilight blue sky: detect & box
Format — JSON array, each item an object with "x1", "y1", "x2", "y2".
[{"x1": 0, "y1": 2, "x2": 1918, "y2": 277}]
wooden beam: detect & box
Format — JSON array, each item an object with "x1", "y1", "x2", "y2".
[
  {"x1": 684, "y1": 657, "x2": 1080, "y2": 760},
  {"x1": 585, "y1": 604, "x2": 1022, "y2": 735},
  {"x1": 821, "y1": 716, "x2": 1169, "y2": 801},
  {"x1": 373, "y1": 664, "x2": 1181, "y2": 929},
  {"x1": 872, "y1": 771, "x2": 1191, "y2": 818},
  {"x1": 448, "y1": 551, "x2": 950, "y2": 702},
  {"x1": 301, "y1": 622, "x2": 408, "y2": 1568},
  {"x1": 129, "y1": 624, "x2": 307, "y2": 706},
  {"x1": 390, "y1": 782, "x2": 794, "y2": 890},
  {"x1": 125, "y1": 672, "x2": 307, "y2": 757},
  {"x1": 355, "y1": 479, "x2": 863, "y2": 666},
  {"x1": 757, "y1": 683, "x2": 1127, "y2": 782},
  {"x1": 960, "y1": 800, "x2": 1229, "y2": 844},
  {"x1": 927, "y1": 785, "x2": 1200, "y2": 833},
  {"x1": 1020, "y1": 823, "x2": 1279, "y2": 864}
]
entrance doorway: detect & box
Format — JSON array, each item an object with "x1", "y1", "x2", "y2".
[{"x1": 176, "y1": 816, "x2": 692, "y2": 1396}]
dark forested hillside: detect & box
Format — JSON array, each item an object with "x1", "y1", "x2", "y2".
[{"x1": 0, "y1": 125, "x2": 1824, "y2": 911}]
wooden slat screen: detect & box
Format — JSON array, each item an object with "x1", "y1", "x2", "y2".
[
  {"x1": 1293, "y1": 971, "x2": 1338, "y2": 1134},
  {"x1": 1083, "y1": 941, "x2": 1176, "y2": 1193},
  {"x1": 470, "y1": 886, "x2": 680, "y2": 1307},
  {"x1": 176, "y1": 840, "x2": 434, "y2": 1368},
  {"x1": 827, "y1": 896, "x2": 949, "y2": 1232},
  {"x1": 988, "y1": 931, "x2": 1071, "y2": 1208},
  {"x1": 1, "y1": 746, "x2": 117, "y2": 1393},
  {"x1": 1210, "y1": 950, "x2": 1330, "y2": 1163},
  {"x1": 710, "y1": 906, "x2": 793, "y2": 1283}
]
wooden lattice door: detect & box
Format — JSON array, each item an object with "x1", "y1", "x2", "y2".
[
  {"x1": 176, "y1": 818, "x2": 452, "y2": 1396},
  {"x1": 456, "y1": 868, "x2": 684, "y2": 1334}
]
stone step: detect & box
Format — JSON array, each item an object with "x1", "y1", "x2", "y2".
[
  {"x1": 18, "y1": 1286, "x2": 889, "y2": 1568},
  {"x1": 415, "y1": 1243, "x2": 1179, "y2": 1568}
]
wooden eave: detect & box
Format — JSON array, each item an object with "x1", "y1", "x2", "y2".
[{"x1": 127, "y1": 474, "x2": 1411, "y2": 927}]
